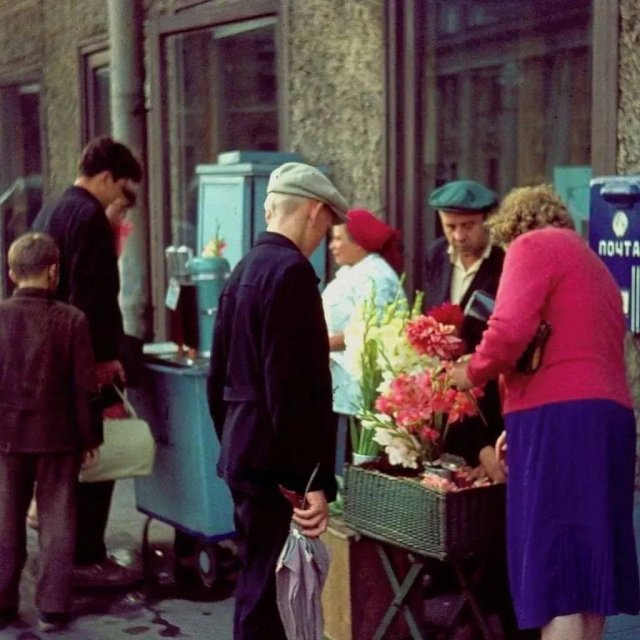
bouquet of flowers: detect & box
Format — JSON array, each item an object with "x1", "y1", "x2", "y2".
[
  {"x1": 346, "y1": 297, "x2": 484, "y2": 469},
  {"x1": 342, "y1": 286, "x2": 416, "y2": 457},
  {"x1": 202, "y1": 223, "x2": 227, "y2": 258}
]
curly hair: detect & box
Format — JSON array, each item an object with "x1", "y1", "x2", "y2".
[{"x1": 489, "y1": 184, "x2": 574, "y2": 245}]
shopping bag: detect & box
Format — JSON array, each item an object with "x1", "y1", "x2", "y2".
[{"x1": 79, "y1": 387, "x2": 156, "y2": 483}]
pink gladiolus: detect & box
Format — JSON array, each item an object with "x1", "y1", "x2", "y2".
[{"x1": 405, "y1": 315, "x2": 464, "y2": 359}]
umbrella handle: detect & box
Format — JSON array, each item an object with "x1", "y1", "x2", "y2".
[
  {"x1": 279, "y1": 485, "x2": 304, "y2": 509},
  {"x1": 278, "y1": 463, "x2": 321, "y2": 510}
]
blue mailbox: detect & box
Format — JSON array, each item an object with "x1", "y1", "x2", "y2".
[
  {"x1": 589, "y1": 176, "x2": 640, "y2": 331},
  {"x1": 195, "y1": 150, "x2": 328, "y2": 285}
]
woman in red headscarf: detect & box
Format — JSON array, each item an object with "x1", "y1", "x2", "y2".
[{"x1": 322, "y1": 209, "x2": 405, "y2": 424}]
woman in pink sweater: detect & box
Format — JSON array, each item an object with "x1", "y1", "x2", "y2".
[{"x1": 452, "y1": 185, "x2": 639, "y2": 640}]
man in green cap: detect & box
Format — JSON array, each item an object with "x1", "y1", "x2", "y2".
[
  {"x1": 425, "y1": 178, "x2": 504, "y2": 471},
  {"x1": 425, "y1": 179, "x2": 502, "y2": 317}
]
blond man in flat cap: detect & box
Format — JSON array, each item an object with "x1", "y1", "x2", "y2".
[{"x1": 207, "y1": 163, "x2": 347, "y2": 640}]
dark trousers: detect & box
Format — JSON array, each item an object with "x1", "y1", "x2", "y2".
[
  {"x1": 231, "y1": 489, "x2": 292, "y2": 640},
  {"x1": 74, "y1": 480, "x2": 114, "y2": 565},
  {"x1": 0, "y1": 451, "x2": 80, "y2": 614}
]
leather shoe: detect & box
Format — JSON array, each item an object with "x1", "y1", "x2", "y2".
[
  {"x1": 38, "y1": 612, "x2": 70, "y2": 633},
  {"x1": 0, "y1": 608, "x2": 18, "y2": 630},
  {"x1": 72, "y1": 558, "x2": 142, "y2": 590}
]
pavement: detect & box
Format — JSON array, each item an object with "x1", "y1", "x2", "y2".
[
  {"x1": 0, "y1": 480, "x2": 235, "y2": 640},
  {"x1": 2, "y1": 477, "x2": 640, "y2": 640}
]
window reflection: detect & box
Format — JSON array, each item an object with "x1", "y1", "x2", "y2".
[
  {"x1": 426, "y1": 0, "x2": 591, "y2": 197},
  {"x1": 164, "y1": 17, "x2": 278, "y2": 248},
  {"x1": 82, "y1": 48, "x2": 111, "y2": 142},
  {"x1": 0, "y1": 82, "x2": 43, "y2": 296}
]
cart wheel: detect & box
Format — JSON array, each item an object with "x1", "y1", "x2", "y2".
[{"x1": 195, "y1": 540, "x2": 220, "y2": 589}]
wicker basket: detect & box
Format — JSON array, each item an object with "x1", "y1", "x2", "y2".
[{"x1": 343, "y1": 466, "x2": 506, "y2": 560}]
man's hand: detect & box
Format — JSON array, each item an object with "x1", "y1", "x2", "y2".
[
  {"x1": 81, "y1": 448, "x2": 100, "y2": 470},
  {"x1": 449, "y1": 360, "x2": 473, "y2": 391},
  {"x1": 495, "y1": 430, "x2": 508, "y2": 477},
  {"x1": 292, "y1": 490, "x2": 329, "y2": 538},
  {"x1": 95, "y1": 360, "x2": 126, "y2": 387}
]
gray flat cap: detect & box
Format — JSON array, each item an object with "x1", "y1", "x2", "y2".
[{"x1": 267, "y1": 162, "x2": 348, "y2": 222}]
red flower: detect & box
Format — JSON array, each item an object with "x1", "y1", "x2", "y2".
[
  {"x1": 405, "y1": 315, "x2": 464, "y2": 359},
  {"x1": 427, "y1": 303, "x2": 464, "y2": 330}
]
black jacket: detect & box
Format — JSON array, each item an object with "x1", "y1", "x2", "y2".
[
  {"x1": 32, "y1": 186, "x2": 123, "y2": 362},
  {"x1": 424, "y1": 237, "x2": 505, "y2": 464},
  {"x1": 0, "y1": 288, "x2": 101, "y2": 453},
  {"x1": 207, "y1": 232, "x2": 337, "y2": 500},
  {"x1": 424, "y1": 237, "x2": 504, "y2": 350}
]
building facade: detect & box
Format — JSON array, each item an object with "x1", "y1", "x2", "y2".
[{"x1": 0, "y1": 0, "x2": 634, "y2": 335}]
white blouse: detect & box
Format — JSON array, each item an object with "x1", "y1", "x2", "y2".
[{"x1": 322, "y1": 253, "x2": 404, "y2": 414}]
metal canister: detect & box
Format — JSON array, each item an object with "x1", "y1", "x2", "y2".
[
  {"x1": 165, "y1": 246, "x2": 179, "y2": 279},
  {"x1": 189, "y1": 256, "x2": 231, "y2": 355},
  {"x1": 175, "y1": 246, "x2": 193, "y2": 280}
]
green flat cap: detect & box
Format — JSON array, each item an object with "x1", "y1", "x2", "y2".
[
  {"x1": 429, "y1": 180, "x2": 497, "y2": 213},
  {"x1": 267, "y1": 162, "x2": 348, "y2": 222}
]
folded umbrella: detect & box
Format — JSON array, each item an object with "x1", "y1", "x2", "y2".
[{"x1": 276, "y1": 466, "x2": 331, "y2": 640}]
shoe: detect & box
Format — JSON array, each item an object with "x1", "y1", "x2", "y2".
[
  {"x1": 0, "y1": 608, "x2": 18, "y2": 629},
  {"x1": 72, "y1": 558, "x2": 142, "y2": 590},
  {"x1": 38, "y1": 612, "x2": 70, "y2": 633}
]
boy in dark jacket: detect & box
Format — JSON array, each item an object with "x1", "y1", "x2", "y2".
[{"x1": 0, "y1": 233, "x2": 101, "y2": 633}]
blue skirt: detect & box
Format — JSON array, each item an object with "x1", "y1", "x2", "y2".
[{"x1": 505, "y1": 399, "x2": 640, "y2": 629}]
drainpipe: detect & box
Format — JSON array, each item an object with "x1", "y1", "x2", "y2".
[{"x1": 108, "y1": 0, "x2": 151, "y2": 341}]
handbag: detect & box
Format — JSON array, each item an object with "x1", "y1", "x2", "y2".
[
  {"x1": 79, "y1": 387, "x2": 156, "y2": 483},
  {"x1": 515, "y1": 320, "x2": 552, "y2": 374},
  {"x1": 465, "y1": 290, "x2": 552, "y2": 374}
]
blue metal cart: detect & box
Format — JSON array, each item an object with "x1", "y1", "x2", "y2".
[{"x1": 130, "y1": 356, "x2": 235, "y2": 589}]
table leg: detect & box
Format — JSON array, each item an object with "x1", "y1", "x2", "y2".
[
  {"x1": 452, "y1": 560, "x2": 496, "y2": 640},
  {"x1": 372, "y1": 543, "x2": 426, "y2": 640}
]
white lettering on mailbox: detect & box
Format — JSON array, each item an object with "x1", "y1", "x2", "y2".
[{"x1": 598, "y1": 239, "x2": 640, "y2": 258}]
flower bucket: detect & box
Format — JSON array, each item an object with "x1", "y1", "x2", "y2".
[
  {"x1": 351, "y1": 452, "x2": 379, "y2": 466},
  {"x1": 343, "y1": 465, "x2": 506, "y2": 560}
]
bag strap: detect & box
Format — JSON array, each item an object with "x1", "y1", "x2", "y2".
[{"x1": 112, "y1": 386, "x2": 139, "y2": 419}]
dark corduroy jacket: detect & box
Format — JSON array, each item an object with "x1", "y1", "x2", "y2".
[
  {"x1": 0, "y1": 288, "x2": 102, "y2": 453},
  {"x1": 207, "y1": 232, "x2": 337, "y2": 500}
]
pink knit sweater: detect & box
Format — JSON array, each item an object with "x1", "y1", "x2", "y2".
[{"x1": 467, "y1": 227, "x2": 632, "y2": 414}]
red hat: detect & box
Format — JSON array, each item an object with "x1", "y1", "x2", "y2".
[{"x1": 346, "y1": 209, "x2": 404, "y2": 274}]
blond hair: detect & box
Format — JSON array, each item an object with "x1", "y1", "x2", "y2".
[
  {"x1": 489, "y1": 184, "x2": 574, "y2": 245},
  {"x1": 8, "y1": 232, "x2": 59, "y2": 280}
]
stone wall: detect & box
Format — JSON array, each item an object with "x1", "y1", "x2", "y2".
[
  {"x1": 0, "y1": 0, "x2": 43, "y2": 75},
  {"x1": 618, "y1": 0, "x2": 640, "y2": 486},
  {"x1": 618, "y1": 0, "x2": 640, "y2": 174},
  {"x1": 41, "y1": 0, "x2": 108, "y2": 194},
  {"x1": 284, "y1": 0, "x2": 385, "y2": 212}
]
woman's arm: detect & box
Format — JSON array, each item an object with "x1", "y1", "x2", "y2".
[{"x1": 466, "y1": 233, "x2": 556, "y2": 386}]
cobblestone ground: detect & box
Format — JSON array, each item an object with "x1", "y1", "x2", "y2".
[{"x1": 0, "y1": 480, "x2": 235, "y2": 640}]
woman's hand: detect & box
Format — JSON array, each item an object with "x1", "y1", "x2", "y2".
[
  {"x1": 292, "y1": 490, "x2": 329, "y2": 538},
  {"x1": 449, "y1": 360, "x2": 473, "y2": 391},
  {"x1": 495, "y1": 430, "x2": 508, "y2": 477}
]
